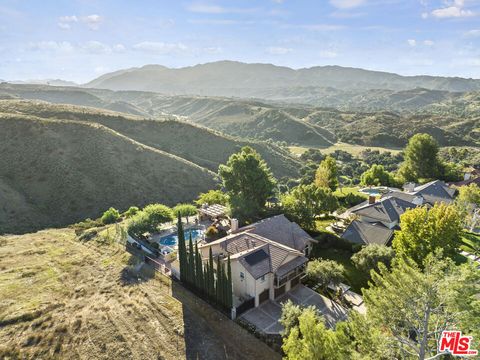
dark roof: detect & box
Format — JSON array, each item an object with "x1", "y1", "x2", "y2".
[
  {"x1": 449, "y1": 177, "x2": 480, "y2": 188},
  {"x1": 241, "y1": 214, "x2": 314, "y2": 252},
  {"x1": 352, "y1": 197, "x2": 417, "y2": 223},
  {"x1": 244, "y1": 249, "x2": 269, "y2": 266},
  {"x1": 341, "y1": 220, "x2": 394, "y2": 246},
  {"x1": 412, "y1": 180, "x2": 454, "y2": 204}
]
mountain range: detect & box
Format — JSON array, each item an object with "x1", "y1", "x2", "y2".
[{"x1": 85, "y1": 61, "x2": 480, "y2": 97}]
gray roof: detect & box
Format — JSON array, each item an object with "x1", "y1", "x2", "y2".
[
  {"x1": 413, "y1": 180, "x2": 454, "y2": 204},
  {"x1": 276, "y1": 256, "x2": 308, "y2": 278},
  {"x1": 352, "y1": 197, "x2": 417, "y2": 223},
  {"x1": 240, "y1": 214, "x2": 314, "y2": 252},
  {"x1": 341, "y1": 220, "x2": 394, "y2": 246}
]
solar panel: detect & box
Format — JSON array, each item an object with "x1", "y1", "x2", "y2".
[{"x1": 244, "y1": 249, "x2": 268, "y2": 266}]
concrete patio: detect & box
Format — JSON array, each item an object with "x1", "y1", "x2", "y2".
[{"x1": 239, "y1": 285, "x2": 348, "y2": 335}]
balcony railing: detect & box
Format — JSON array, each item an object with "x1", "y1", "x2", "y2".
[{"x1": 274, "y1": 264, "x2": 305, "y2": 288}]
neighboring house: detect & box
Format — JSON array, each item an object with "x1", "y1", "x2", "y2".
[
  {"x1": 449, "y1": 168, "x2": 480, "y2": 188},
  {"x1": 199, "y1": 215, "x2": 315, "y2": 309},
  {"x1": 382, "y1": 180, "x2": 455, "y2": 206},
  {"x1": 342, "y1": 180, "x2": 455, "y2": 246},
  {"x1": 342, "y1": 220, "x2": 394, "y2": 246},
  {"x1": 348, "y1": 196, "x2": 417, "y2": 229}
]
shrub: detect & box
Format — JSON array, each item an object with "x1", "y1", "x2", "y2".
[
  {"x1": 205, "y1": 226, "x2": 219, "y2": 238},
  {"x1": 351, "y1": 244, "x2": 395, "y2": 273},
  {"x1": 195, "y1": 190, "x2": 228, "y2": 206},
  {"x1": 124, "y1": 206, "x2": 139, "y2": 218},
  {"x1": 127, "y1": 203, "x2": 174, "y2": 238},
  {"x1": 306, "y1": 259, "x2": 345, "y2": 291},
  {"x1": 173, "y1": 204, "x2": 197, "y2": 218},
  {"x1": 101, "y1": 207, "x2": 120, "y2": 224}
]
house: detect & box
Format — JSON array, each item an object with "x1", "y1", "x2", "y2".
[
  {"x1": 382, "y1": 180, "x2": 455, "y2": 206},
  {"x1": 449, "y1": 168, "x2": 480, "y2": 188},
  {"x1": 198, "y1": 215, "x2": 315, "y2": 310},
  {"x1": 342, "y1": 220, "x2": 394, "y2": 246},
  {"x1": 341, "y1": 180, "x2": 455, "y2": 246}
]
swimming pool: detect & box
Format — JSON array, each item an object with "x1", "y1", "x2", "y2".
[{"x1": 158, "y1": 228, "x2": 204, "y2": 247}]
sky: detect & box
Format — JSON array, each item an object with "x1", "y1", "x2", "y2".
[{"x1": 1, "y1": 0, "x2": 480, "y2": 83}]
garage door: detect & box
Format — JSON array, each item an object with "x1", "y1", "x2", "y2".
[
  {"x1": 259, "y1": 289, "x2": 269, "y2": 304},
  {"x1": 274, "y1": 285, "x2": 286, "y2": 299}
]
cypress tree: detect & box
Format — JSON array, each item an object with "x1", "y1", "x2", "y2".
[
  {"x1": 216, "y1": 258, "x2": 223, "y2": 305},
  {"x1": 208, "y1": 248, "x2": 215, "y2": 301},
  {"x1": 195, "y1": 241, "x2": 203, "y2": 292},
  {"x1": 227, "y1": 255, "x2": 233, "y2": 308},
  {"x1": 177, "y1": 212, "x2": 187, "y2": 283},
  {"x1": 188, "y1": 233, "x2": 195, "y2": 287}
]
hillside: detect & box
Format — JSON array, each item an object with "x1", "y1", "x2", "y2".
[
  {"x1": 85, "y1": 61, "x2": 480, "y2": 96},
  {"x1": 0, "y1": 84, "x2": 477, "y2": 149},
  {"x1": 0, "y1": 226, "x2": 280, "y2": 359},
  {"x1": 0, "y1": 100, "x2": 301, "y2": 234}
]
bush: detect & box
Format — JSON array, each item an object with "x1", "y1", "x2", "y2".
[
  {"x1": 351, "y1": 244, "x2": 395, "y2": 273},
  {"x1": 205, "y1": 225, "x2": 219, "y2": 238},
  {"x1": 127, "y1": 203, "x2": 174, "y2": 238},
  {"x1": 195, "y1": 190, "x2": 228, "y2": 206},
  {"x1": 314, "y1": 232, "x2": 354, "y2": 253},
  {"x1": 124, "y1": 206, "x2": 139, "y2": 218},
  {"x1": 336, "y1": 192, "x2": 367, "y2": 208},
  {"x1": 173, "y1": 203, "x2": 197, "y2": 217},
  {"x1": 306, "y1": 259, "x2": 345, "y2": 291},
  {"x1": 101, "y1": 207, "x2": 120, "y2": 224}
]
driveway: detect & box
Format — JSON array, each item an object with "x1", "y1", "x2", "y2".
[{"x1": 240, "y1": 285, "x2": 348, "y2": 335}]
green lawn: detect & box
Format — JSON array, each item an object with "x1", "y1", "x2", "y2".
[
  {"x1": 333, "y1": 186, "x2": 366, "y2": 197},
  {"x1": 460, "y1": 231, "x2": 480, "y2": 255},
  {"x1": 310, "y1": 247, "x2": 369, "y2": 294}
]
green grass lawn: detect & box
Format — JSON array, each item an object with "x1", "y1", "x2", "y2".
[
  {"x1": 333, "y1": 186, "x2": 366, "y2": 197},
  {"x1": 310, "y1": 247, "x2": 369, "y2": 294},
  {"x1": 460, "y1": 231, "x2": 480, "y2": 255}
]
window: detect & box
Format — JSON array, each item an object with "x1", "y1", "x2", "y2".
[
  {"x1": 260, "y1": 275, "x2": 265, "y2": 282},
  {"x1": 240, "y1": 272, "x2": 245, "y2": 281}
]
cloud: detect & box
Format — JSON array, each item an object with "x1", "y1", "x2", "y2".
[
  {"x1": 28, "y1": 41, "x2": 74, "y2": 52},
  {"x1": 407, "y1": 39, "x2": 417, "y2": 46},
  {"x1": 58, "y1": 14, "x2": 103, "y2": 30},
  {"x1": 133, "y1": 41, "x2": 188, "y2": 54},
  {"x1": 186, "y1": 3, "x2": 257, "y2": 14},
  {"x1": 464, "y1": 29, "x2": 480, "y2": 37},
  {"x1": 429, "y1": 0, "x2": 475, "y2": 18},
  {"x1": 296, "y1": 24, "x2": 346, "y2": 31},
  {"x1": 329, "y1": 0, "x2": 366, "y2": 9},
  {"x1": 81, "y1": 41, "x2": 111, "y2": 54},
  {"x1": 423, "y1": 39, "x2": 434, "y2": 46},
  {"x1": 81, "y1": 14, "x2": 103, "y2": 30},
  {"x1": 58, "y1": 15, "x2": 78, "y2": 30},
  {"x1": 112, "y1": 44, "x2": 126, "y2": 52},
  {"x1": 188, "y1": 18, "x2": 245, "y2": 25},
  {"x1": 266, "y1": 46, "x2": 293, "y2": 55},
  {"x1": 319, "y1": 50, "x2": 338, "y2": 58}
]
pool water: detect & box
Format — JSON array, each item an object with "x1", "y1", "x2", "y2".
[{"x1": 158, "y1": 228, "x2": 204, "y2": 247}]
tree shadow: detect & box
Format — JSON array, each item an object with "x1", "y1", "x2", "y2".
[{"x1": 119, "y1": 252, "x2": 155, "y2": 286}]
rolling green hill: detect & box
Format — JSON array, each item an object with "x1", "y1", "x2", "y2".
[
  {"x1": 0, "y1": 83, "x2": 478, "y2": 149},
  {"x1": 0, "y1": 100, "x2": 301, "y2": 234}
]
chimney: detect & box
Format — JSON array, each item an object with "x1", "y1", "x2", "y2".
[
  {"x1": 231, "y1": 218, "x2": 239, "y2": 233},
  {"x1": 368, "y1": 195, "x2": 376, "y2": 204},
  {"x1": 403, "y1": 182, "x2": 416, "y2": 193}
]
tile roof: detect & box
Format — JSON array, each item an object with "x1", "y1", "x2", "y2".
[
  {"x1": 341, "y1": 220, "x2": 394, "y2": 246},
  {"x1": 200, "y1": 215, "x2": 311, "y2": 280},
  {"x1": 240, "y1": 214, "x2": 314, "y2": 252}
]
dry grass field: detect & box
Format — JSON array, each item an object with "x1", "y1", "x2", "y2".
[
  {"x1": 0, "y1": 227, "x2": 280, "y2": 360},
  {"x1": 289, "y1": 142, "x2": 402, "y2": 157}
]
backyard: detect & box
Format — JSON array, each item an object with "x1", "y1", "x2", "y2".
[{"x1": 0, "y1": 226, "x2": 279, "y2": 360}]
